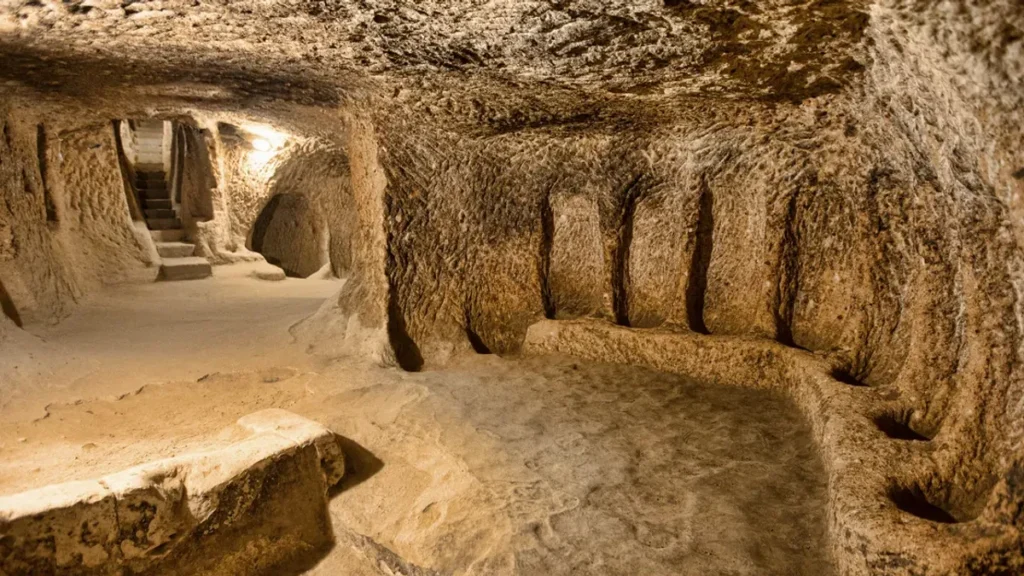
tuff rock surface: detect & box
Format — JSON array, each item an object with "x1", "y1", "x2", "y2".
[
  {"x1": 0, "y1": 409, "x2": 345, "y2": 576},
  {"x1": 0, "y1": 0, "x2": 1022, "y2": 575}
]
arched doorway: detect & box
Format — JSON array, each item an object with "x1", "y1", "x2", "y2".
[{"x1": 250, "y1": 193, "x2": 329, "y2": 278}]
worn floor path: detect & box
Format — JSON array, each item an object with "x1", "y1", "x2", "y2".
[{"x1": 0, "y1": 268, "x2": 832, "y2": 575}]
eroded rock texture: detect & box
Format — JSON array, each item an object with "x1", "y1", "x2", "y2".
[
  {"x1": 0, "y1": 0, "x2": 1022, "y2": 574},
  {"x1": 0, "y1": 409, "x2": 345, "y2": 575},
  {"x1": 0, "y1": 114, "x2": 153, "y2": 324}
]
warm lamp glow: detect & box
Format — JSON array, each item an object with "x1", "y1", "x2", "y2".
[
  {"x1": 243, "y1": 124, "x2": 290, "y2": 169},
  {"x1": 244, "y1": 124, "x2": 288, "y2": 149}
]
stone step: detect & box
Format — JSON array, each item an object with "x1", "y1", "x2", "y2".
[
  {"x1": 145, "y1": 208, "x2": 176, "y2": 219},
  {"x1": 147, "y1": 218, "x2": 181, "y2": 230},
  {"x1": 145, "y1": 199, "x2": 172, "y2": 210},
  {"x1": 143, "y1": 189, "x2": 171, "y2": 200},
  {"x1": 155, "y1": 241, "x2": 196, "y2": 258},
  {"x1": 150, "y1": 229, "x2": 184, "y2": 242},
  {"x1": 159, "y1": 257, "x2": 212, "y2": 281}
]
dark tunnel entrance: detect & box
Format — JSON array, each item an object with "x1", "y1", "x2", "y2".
[{"x1": 250, "y1": 193, "x2": 329, "y2": 278}]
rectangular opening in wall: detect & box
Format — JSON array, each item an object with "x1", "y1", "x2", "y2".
[{"x1": 36, "y1": 124, "x2": 57, "y2": 225}]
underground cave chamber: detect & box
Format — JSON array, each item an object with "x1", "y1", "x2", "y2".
[{"x1": 1, "y1": 1, "x2": 1023, "y2": 575}]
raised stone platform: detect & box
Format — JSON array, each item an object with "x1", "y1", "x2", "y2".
[
  {"x1": 0, "y1": 409, "x2": 345, "y2": 576},
  {"x1": 523, "y1": 319, "x2": 1024, "y2": 576},
  {"x1": 159, "y1": 256, "x2": 213, "y2": 281},
  {"x1": 155, "y1": 241, "x2": 198, "y2": 259}
]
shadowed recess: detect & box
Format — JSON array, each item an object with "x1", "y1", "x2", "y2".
[{"x1": 686, "y1": 180, "x2": 713, "y2": 334}]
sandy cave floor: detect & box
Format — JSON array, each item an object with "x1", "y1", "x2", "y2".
[{"x1": 0, "y1": 266, "x2": 833, "y2": 575}]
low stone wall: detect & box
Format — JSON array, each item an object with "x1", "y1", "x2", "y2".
[
  {"x1": 523, "y1": 319, "x2": 1024, "y2": 576},
  {"x1": 0, "y1": 409, "x2": 345, "y2": 576}
]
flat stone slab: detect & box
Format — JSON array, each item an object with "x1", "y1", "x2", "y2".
[
  {"x1": 155, "y1": 241, "x2": 196, "y2": 259},
  {"x1": 0, "y1": 409, "x2": 345, "y2": 576},
  {"x1": 143, "y1": 189, "x2": 171, "y2": 200},
  {"x1": 160, "y1": 256, "x2": 212, "y2": 281},
  {"x1": 145, "y1": 208, "x2": 177, "y2": 219},
  {"x1": 147, "y1": 217, "x2": 181, "y2": 230}
]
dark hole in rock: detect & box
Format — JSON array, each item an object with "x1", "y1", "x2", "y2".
[
  {"x1": 250, "y1": 193, "x2": 327, "y2": 278},
  {"x1": 36, "y1": 124, "x2": 56, "y2": 224},
  {"x1": 889, "y1": 485, "x2": 959, "y2": 524},
  {"x1": 874, "y1": 412, "x2": 932, "y2": 441},
  {"x1": 663, "y1": 0, "x2": 694, "y2": 9},
  {"x1": 538, "y1": 193, "x2": 555, "y2": 319},
  {"x1": 685, "y1": 180, "x2": 713, "y2": 334},
  {"x1": 251, "y1": 195, "x2": 282, "y2": 255},
  {"x1": 612, "y1": 174, "x2": 644, "y2": 327},
  {"x1": 387, "y1": 291, "x2": 423, "y2": 372},
  {"x1": 829, "y1": 367, "x2": 867, "y2": 387},
  {"x1": 217, "y1": 122, "x2": 242, "y2": 141},
  {"x1": 465, "y1": 326, "x2": 492, "y2": 354},
  {"x1": 0, "y1": 278, "x2": 22, "y2": 327}
]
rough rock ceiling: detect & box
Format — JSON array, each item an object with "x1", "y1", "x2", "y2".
[{"x1": 0, "y1": 0, "x2": 871, "y2": 121}]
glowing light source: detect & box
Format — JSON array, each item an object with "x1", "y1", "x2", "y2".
[
  {"x1": 245, "y1": 124, "x2": 288, "y2": 149},
  {"x1": 243, "y1": 124, "x2": 290, "y2": 170}
]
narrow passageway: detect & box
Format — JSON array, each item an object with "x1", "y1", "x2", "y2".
[
  {"x1": 0, "y1": 264, "x2": 343, "y2": 424},
  {"x1": 252, "y1": 193, "x2": 329, "y2": 278}
]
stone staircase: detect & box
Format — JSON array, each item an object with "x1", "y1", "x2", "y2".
[{"x1": 134, "y1": 121, "x2": 212, "y2": 281}]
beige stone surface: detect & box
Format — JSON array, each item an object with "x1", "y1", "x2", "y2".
[
  {"x1": 0, "y1": 409, "x2": 345, "y2": 576},
  {"x1": 0, "y1": 282, "x2": 835, "y2": 576},
  {"x1": 0, "y1": 113, "x2": 154, "y2": 325},
  {"x1": 254, "y1": 193, "x2": 329, "y2": 278},
  {"x1": 524, "y1": 318, "x2": 1024, "y2": 575},
  {"x1": 0, "y1": 0, "x2": 1021, "y2": 574}
]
